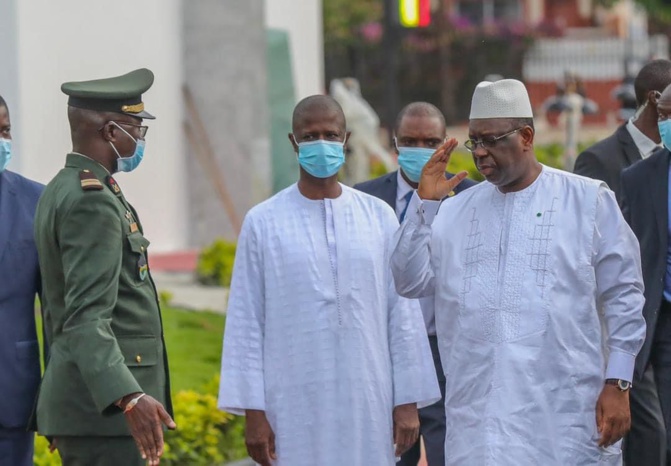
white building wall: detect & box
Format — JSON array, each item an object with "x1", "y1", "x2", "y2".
[
  {"x1": 3, "y1": 0, "x2": 185, "y2": 252},
  {"x1": 265, "y1": 0, "x2": 324, "y2": 99}
]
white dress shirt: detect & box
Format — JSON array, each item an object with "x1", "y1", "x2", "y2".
[
  {"x1": 627, "y1": 118, "x2": 662, "y2": 159},
  {"x1": 395, "y1": 169, "x2": 414, "y2": 219}
]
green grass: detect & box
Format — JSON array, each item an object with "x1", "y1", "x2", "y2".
[
  {"x1": 162, "y1": 307, "x2": 225, "y2": 392},
  {"x1": 36, "y1": 306, "x2": 225, "y2": 393}
]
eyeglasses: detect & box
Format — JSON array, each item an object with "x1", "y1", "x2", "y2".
[
  {"x1": 464, "y1": 127, "x2": 523, "y2": 152},
  {"x1": 101, "y1": 121, "x2": 149, "y2": 139}
]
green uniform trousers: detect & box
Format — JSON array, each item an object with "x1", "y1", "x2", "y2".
[{"x1": 56, "y1": 436, "x2": 144, "y2": 466}]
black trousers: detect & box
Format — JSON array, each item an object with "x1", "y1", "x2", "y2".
[
  {"x1": 0, "y1": 429, "x2": 33, "y2": 466},
  {"x1": 623, "y1": 364, "x2": 666, "y2": 466},
  {"x1": 646, "y1": 299, "x2": 671, "y2": 466},
  {"x1": 397, "y1": 335, "x2": 446, "y2": 466},
  {"x1": 56, "y1": 436, "x2": 144, "y2": 466}
]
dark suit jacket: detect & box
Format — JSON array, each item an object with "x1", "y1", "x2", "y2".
[
  {"x1": 353, "y1": 170, "x2": 477, "y2": 210},
  {"x1": 0, "y1": 170, "x2": 44, "y2": 429},
  {"x1": 574, "y1": 124, "x2": 642, "y2": 201},
  {"x1": 621, "y1": 148, "x2": 669, "y2": 381}
]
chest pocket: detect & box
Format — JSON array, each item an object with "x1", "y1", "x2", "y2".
[{"x1": 122, "y1": 232, "x2": 151, "y2": 287}]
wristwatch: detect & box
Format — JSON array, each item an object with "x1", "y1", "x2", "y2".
[{"x1": 605, "y1": 379, "x2": 632, "y2": 392}]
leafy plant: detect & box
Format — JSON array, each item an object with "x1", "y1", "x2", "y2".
[
  {"x1": 159, "y1": 290, "x2": 175, "y2": 308},
  {"x1": 33, "y1": 435, "x2": 61, "y2": 466},
  {"x1": 163, "y1": 376, "x2": 246, "y2": 465},
  {"x1": 196, "y1": 240, "x2": 237, "y2": 288}
]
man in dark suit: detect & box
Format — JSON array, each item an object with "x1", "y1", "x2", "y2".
[
  {"x1": 355, "y1": 102, "x2": 475, "y2": 466},
  {"x1": 621, "y1": 81, "x2": 671, "y2": 466},
  {"x1": 576, "y1": 59, "x2": 671, "y2": 466},
  {"x1": 575, "y1": 59, "x2": 671, "y2": 201},
  {"x1": 0, "y1": 95, "x2": 45, "y2": 465}
]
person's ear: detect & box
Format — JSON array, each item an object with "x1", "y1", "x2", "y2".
[
  {"x1": 288, "y1": 133, "x2": 298, "y2": 154},
  {"x1": 101, "y1": 122, "x2": 117, "y2": 142},
  {"x1": 344, "y1": 131, "x2": 352, "y2": 148},
  {"x1": 520, "y1": 126, "x2": 535, "y2": 149}
]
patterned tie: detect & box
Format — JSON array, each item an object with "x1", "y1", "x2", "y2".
[{"x1": 399, "y1": 190, "x2": 414, "y2": 223}]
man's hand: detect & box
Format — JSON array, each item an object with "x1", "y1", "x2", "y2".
[
  {"x1": 245, "y1": 409, "x2": 276, "y2": 466},
  {"x1": 48, "y1": 438, "x2": 57, "y2": 453},
  {"x1": 393, "y1": 403, "x2": 420, "y2": 457},
  {"x1": 596, "y1": 384, "x2": 631, "y2": 448},
  {"x1": 417, "y1": 138, "x2": 468, "y2": 201},
  {"x1": 123, "y1": 393, "x2": 176, "y2": 465}
]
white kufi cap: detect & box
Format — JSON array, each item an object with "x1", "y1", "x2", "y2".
[{"x1": 469, "y1": 79, "x2": 533, "y2": 119}]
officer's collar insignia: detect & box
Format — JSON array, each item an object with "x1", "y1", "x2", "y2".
[{"x1": 107, "y1": 176, "x2": 122, "y2": 195}]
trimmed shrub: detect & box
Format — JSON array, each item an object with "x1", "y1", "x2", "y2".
[
  {"x1": 163, "y1": 376, "x2": 246, "y2": 465},
  {"x1": 196, "y1": 240, "x2": 237, "y2": 288}
]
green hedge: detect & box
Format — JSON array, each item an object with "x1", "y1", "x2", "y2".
[
  {"x1": 196, "y1": 240, "x2": 237, "y2": 288},
  {"x1": 33, "y1": 436, "x2": 59, "y2": 466},
  {"x1": 163, "y1": 376, "x2": 246, "y2": 465}
]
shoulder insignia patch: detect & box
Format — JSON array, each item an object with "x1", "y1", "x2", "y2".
[{"x1": 79, "y1": 170, "x2": 103, "y2": 191}]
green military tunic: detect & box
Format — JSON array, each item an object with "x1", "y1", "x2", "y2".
[{"x1": 33, "y1": 153, "x2": 172, "y2": 436}]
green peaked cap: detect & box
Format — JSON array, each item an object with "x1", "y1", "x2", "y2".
[{"x1": 61, "y1": 68, "x2": 155, "y2": 119}]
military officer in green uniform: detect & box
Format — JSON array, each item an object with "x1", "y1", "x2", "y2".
[{"x1": 33, "y1": 68, "x2": 175, "y2": 466}]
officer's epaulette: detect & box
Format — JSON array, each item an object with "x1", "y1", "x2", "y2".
[{"x1": 79, "y1": 170, "x2": 103, "y2": 191}]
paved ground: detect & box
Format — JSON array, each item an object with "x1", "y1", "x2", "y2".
[{"x1": 152, "y1": 271, "x2": 229, "y2": 314}]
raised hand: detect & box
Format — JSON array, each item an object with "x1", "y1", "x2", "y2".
[{"x1": 417, "y1": 138, "x2": 468, "y2": 201}]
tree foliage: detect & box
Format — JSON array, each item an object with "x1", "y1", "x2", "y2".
[
  {"x1": 597, "y1": 0, "x2": 671, "y2": 23},
  {"x1": 638, "y1": 0, "x2": 671, "y2": 24},
  {"x1": 323, "y1": 0, "x2": 383, "y2": 46}
]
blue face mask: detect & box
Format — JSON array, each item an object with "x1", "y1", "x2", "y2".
[
  {"x1": 294, "y1": 136, "x2": 346, "y2": 179},
  {"x1": 397, "y1": 147, "x2": 434, "y2": 183},
  {"x1": 395, "y1": 139, "x2": 436, "y2": 183},
  {"x1": 660, "y1": 119, "x2": 671, "y2": 151},
  {"x1": 110, "y1": 122, "x2": 145, "y2": 173},
  {"x1": 0, "y1": 139, "x2": 11, "y2": 173}
]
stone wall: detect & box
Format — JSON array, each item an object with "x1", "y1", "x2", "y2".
[{"x1": 183, "y1": 0, "x2": 271, "y2": 246}]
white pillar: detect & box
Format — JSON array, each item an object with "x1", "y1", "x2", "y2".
[
  {"x1": 527, "y1": 0, "x2": 545, "y2": 25},
  {"x1": 9, "y1": 0, "x2": 185, "y2": 252},
  {"x1": 265, "y1": 0, "x2": 324, "y2": 99}
]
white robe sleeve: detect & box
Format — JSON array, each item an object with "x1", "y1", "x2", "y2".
[
  {"x1": 592, "y1": 186, "x2": 646, "y2": 383},
  {"x1": 218, "y1": 214, "x2": 266, "y2": 415},
  {"x1": 391, "y1": 191, "x2": 442, "y2": 298},
  {"x1": 384, "y1": 204, "x2": 441, "y2": 409},
  {"x1": 387, "y1": 278, "x2": 441, "y2": 409}
]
